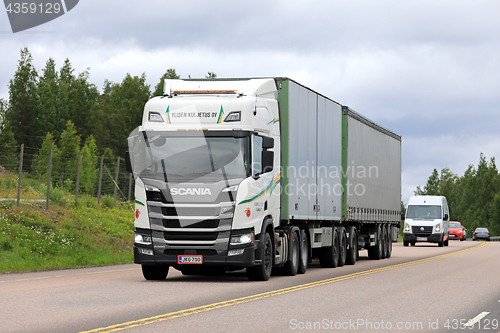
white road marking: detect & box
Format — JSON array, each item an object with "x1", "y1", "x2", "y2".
[
  {"x1": 0, "y1": 267, "x2": 139, "y2": 283},
  {"x1": 465, "y1": 311, "x2": 489, "y2": 327}
]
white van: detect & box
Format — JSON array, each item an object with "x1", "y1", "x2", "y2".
[{"x1": 403, "y1": 196, "x2": 450, "y2": 247}]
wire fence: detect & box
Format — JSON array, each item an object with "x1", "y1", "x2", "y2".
[{"x1": 0, "y1": 143, "x2": 134, "y2": 209}]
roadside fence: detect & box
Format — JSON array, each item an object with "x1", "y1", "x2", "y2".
[{"x1": 0, "y1": 143, "x2": 134, "y2": 209}]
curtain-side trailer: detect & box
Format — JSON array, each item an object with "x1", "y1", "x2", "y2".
[{"x1": 127, "y1": 78, "x2": 401, "y2": 281}]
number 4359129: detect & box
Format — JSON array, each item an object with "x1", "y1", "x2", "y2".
[{"x1": 5, "y1": 2, "x2": 62, "y2": 14}]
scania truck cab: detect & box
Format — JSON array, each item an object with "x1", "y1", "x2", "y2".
[
  {"x1": 128, "y1": 79, "x2": 282, "y2": 280},
  {"x1": 403, "y1": 195, "x2": 450, "y2": 247}
]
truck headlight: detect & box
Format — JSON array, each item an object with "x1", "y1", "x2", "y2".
[
  {"x1": 135, "y1": 233, "x2": 152, "y2": 245},
  {"x1": 230, "y1": 232, "x2": 254, "y2": 245},
  {"x1": 435, "y1": 224, "x2": 441, "y2": 233},
  {"x1": 404, "y1": 223, "x2": 410, "y2": 232}
]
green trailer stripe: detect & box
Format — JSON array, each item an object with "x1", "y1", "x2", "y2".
[{"x1": 277, "y1": 79, "x2": 290, "y2": 219}]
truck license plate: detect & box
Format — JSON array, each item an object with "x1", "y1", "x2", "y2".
[
  {"x1": 416, "y1": 237, "x2": 427, "y2": 241},
  {"x1": 178, "y1": 255, "x2": 203, "y2": 264}
]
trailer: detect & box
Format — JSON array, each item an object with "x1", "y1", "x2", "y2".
[{"x1": 127, "y1": 78, "x2": 401, "y2": 281}]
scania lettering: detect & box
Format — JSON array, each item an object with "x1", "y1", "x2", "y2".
[
  {"x1": 170, "y1": 188, "x2": 212, "y2": 196},
  {"x1": 126, "y1": 78, "x2": 402, "y2": 281}
]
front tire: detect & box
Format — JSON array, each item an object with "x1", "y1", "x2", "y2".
[
  {"x1": 142, "y1": 265, "x2": 169, "y2": 280},
  {"x1": 247, "y1": 232, "x2": 273, "y2": 281}
]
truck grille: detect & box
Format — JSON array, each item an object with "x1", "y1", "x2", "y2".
[
  {"x1": 164, "y1": 231, "x2": 219, "y2": 241},
  {"x1": 161, "y1": 206, "x2": 220, "y2": 217},
  {"x1": 412, "y1": 226, "x2": 433, "y2": 237},
  {"x1": 163, "y1": 219, "x2": 220, "y2": 229},
  {"x1": 163, "y1": 249, "x2": 218, "y2": 256}
]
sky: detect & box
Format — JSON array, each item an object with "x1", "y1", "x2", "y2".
[{"x1": 1, "y1": 0, "x2": 500, "y2": 204}]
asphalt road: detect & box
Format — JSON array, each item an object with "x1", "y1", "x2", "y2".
[{"x1": 0, "y1": 240, "x2": 498, "y2": 333}]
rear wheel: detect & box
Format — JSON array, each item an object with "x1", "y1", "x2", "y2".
[
  {"x1": 247, "y1": 232, "x2": 273, "y2": 281},
  {"x1": 368, "y1": 225, "x2": 383, "y2": 260},
  {"x1": 380, "y1": 225, "x2": 387, "y2": 259},
  {"x1": 337, "y1": 227, "x2": 347, "y2": 267},
  {"x1": 283, "y1": 231, "x2": 299, "y2": 276},
  {"x1": 297, "y1": 230, "x2": 308, "y2": 274},
  {"x1": 345, "y1": 226, "x2": 358, "y2": 265},
  {"x1": 444, "y1": 238, "x2": 449, "y2": 246},
  {"x1": 386, "y1": 225, "x2": 393, "y2": 258},
  {"x1": 320, "y1": 227, "x2": 339, "y2": 268},
  {"x1": 142, "y1": 265, "x2": 169, "y2": 280}
]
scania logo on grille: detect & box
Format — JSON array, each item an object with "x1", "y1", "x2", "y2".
[
  {"x1": 420, "y1": 227, "x2": 425, "y2": 231},
  {"x1": 170, "y1": 188, "x2": 212, "y2": 196}
]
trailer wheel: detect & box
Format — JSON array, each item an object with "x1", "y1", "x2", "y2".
[
  {"x1": 297, "y1": 230, "x2": 308, "y2": 274},
  {"x1": 380, "y1": 225, "x2": 387, "y2": 259},
  {"x1": 368, "y1": 225, "x2": 382, "y2": 260},
  {"x1": 283, "y1": 231, "x2": 299, "y2": 276},
  {"x1": 142, "y1": 265, "x2": 169, "y2": 280},
  {"x1": 337, "y1": 227, "x2": 347, "y2": 267},
  {"x1": 386, "y1": 225, "x2": 393, "y2": 258},
  {"x1": 345, "y1": 226, "x2": 358, "y2": 265},
  {"x1": 247, "y1": 232, "x2": 273, "y2": 281},
  {"x1": 320, "y1": 227, "x2": 339, "y2": 268}
]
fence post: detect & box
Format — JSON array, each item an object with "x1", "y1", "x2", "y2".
[
  {"x1": 16, "y1": 144, "x2": 24, "y2": 207},
  {"x1": 97, "y1": 155, "x2": 104, "y2": 206},
  {"x1": 75, "y1": 151, "x2": 82, "y2": 206},
  {"x1": 128, "y1": 173, "x2": 133, "y2": 202},
  {"x1": 46, "y1": 148, "x2": 53, "y2": 210},
  {"x1": 113, "y1": 157, "x2": 120, "y2": 206}
]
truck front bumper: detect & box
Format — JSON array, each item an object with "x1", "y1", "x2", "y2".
[
  {"x1": 134, "y1": 240, "x2": 260, "y2": 269},
  {"x1": 403, "y1": 233, "x2": 442, "y2": 243}
]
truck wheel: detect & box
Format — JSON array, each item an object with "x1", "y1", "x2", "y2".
[
  {"x1": 368, "y1": 225, "x2": 382, "y2": 260},
  {"x1": 247, "y1": 232, "x2": 273, "y2": 281},
  {"x1": 380, "y1": 225, "x2": 387, "y2": 259},
  {"x1": 297, "y1": 230, "x2": 308, "y2": 274},
  {"x1": 283, "y1": 231, "x2": 299, "y2": 276},
  {"x1": 142, "y1": 265, "x2": 169, "y2": 280},
  {"x1": 345, "y1": 226, "x2": 358, "y2": 265},
  {"x1": 386, "y1": 225, "x2": 393, "y2": 258},
  {"x1": 320, "y1": 227, "x2": 339, "y2": 268},
  {"x1": 444, "y1": 238, "x2": 449, "y2": 246},
  {"x1": 337, "y1": 227, "x2": 347, "y2": 267}
]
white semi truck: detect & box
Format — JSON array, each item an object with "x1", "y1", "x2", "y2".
[{"x1": 126, "y1": 78, "x2": 401, "y2": 281}]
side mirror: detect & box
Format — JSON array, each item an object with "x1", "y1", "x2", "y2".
[
  {"x1": 262, "y1": 136, "x2": 274, "y2": 149},
  {"x1": 444, "y1": 214, "x2": 449, "y2": 221},
  {"x1": 401, "y1": 213, "x2": 405, "y2": 221},
  {"x1": 261, "y1": 151, "x2": 274, "y2": 173},
  {"x1": 125, "y1": 151, "x2": 133, "y2": 173}
]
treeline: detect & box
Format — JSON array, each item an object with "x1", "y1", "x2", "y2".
[
  {"x1": 415, "y1": 153, "x2": 500, "y2": 236},
  {"x1": 0, "y1": 47, "x2": 215, "y2": 177}
]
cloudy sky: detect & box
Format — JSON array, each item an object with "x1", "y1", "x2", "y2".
[{"x1": 2, "y1": 0, "x2": 500, "y2": 204}]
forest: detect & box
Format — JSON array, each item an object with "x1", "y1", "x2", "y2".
[
  {"x1": 0, "y1": 47, "x2": 217, "y2": 196},
  {"x1": 415, "y1": 154, "x2": 500, "y2": 237}
]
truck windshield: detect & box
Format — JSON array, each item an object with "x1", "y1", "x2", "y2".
[
  {"x1": 131, "y1": 132, "x2": 251, "y2": 182},
  {"x1": 406, "y1": 205, "x2": 442, "y2": 219}
]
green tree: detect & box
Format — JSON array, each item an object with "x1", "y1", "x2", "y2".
[
  {"x1": 79, "y1": 135, "x2": 98, "y2": 194},
  {"x1": 37, "y1": 58, "x2": 59, "y2": 137},
  {"x1": 0, "y1": 98, "x2": 18, "y2": 170},
  {"x1": 206, "y1": 71, "x2": 217, "y2": 79},
  {"x1": 32, "y1": 132, "x2": 59, "y2": 182},
  {"x1": 153, "y1": 68, "x2": 180, "y2": 97},
  {"x1": 422, "y1": 169, "x2": 440, "y2": 195},
  {"x1": 5, "y1": 47, "x2": 40, "y2": 150},
  {"x1": 107, "y1": 73, "x2": 151, "y2": 156},
  {"x1": 57, "y1": 120, "x2": 81, "y2": 190}
]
